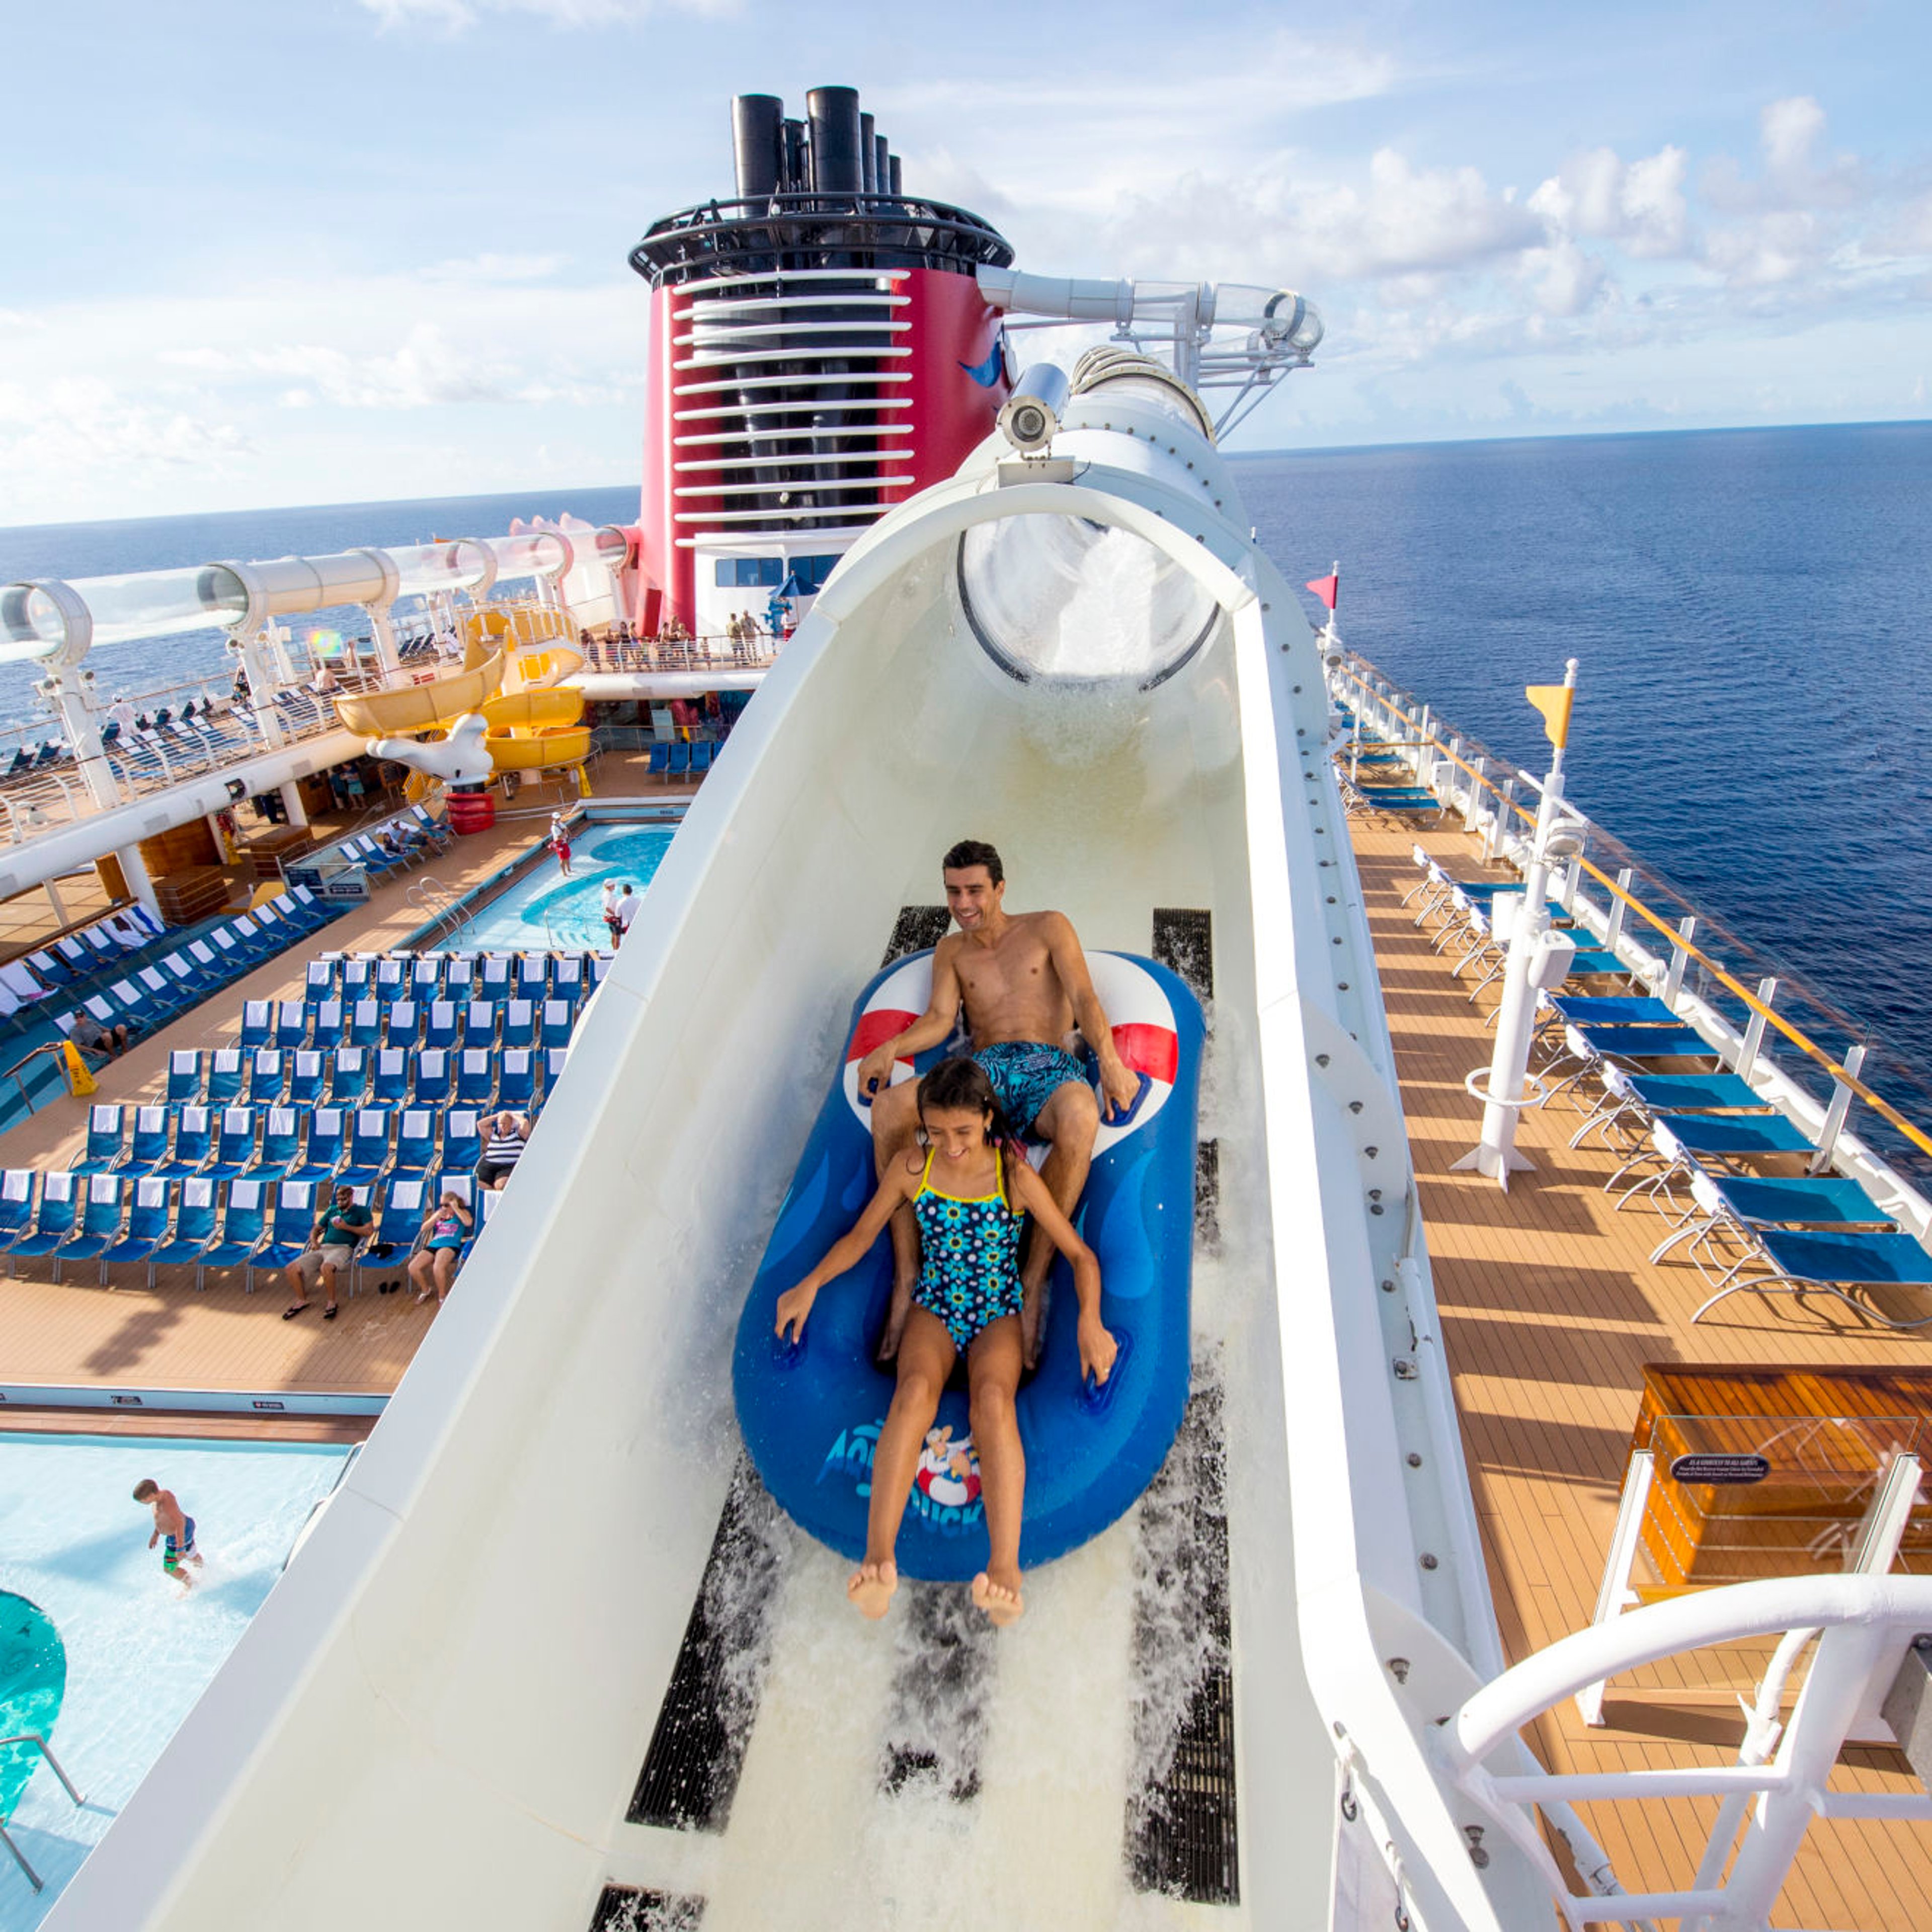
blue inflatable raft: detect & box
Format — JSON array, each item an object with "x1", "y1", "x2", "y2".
[{"x1": 732, "y1": 949, "x2": 1203, "y2": 1581}]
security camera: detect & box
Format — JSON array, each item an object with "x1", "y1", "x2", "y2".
[{"x1": 998, "y1": 363, "x2": 1071, "y2": 453}]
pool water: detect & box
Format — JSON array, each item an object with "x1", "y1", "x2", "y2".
[
  {"x1": 0, "y1": 1432, "x2": 351, "y2": 1928},
  {"x1": 437, "y1": 821, "x2": 677, "y2": 953}
]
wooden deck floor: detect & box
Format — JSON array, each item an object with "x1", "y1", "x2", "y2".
[
  {"x1": 0, "y1": 754, "x2": 694, "y2": 1404},
  {"x1": 1351, "y1": 809, "x2": 1932, "y2": 1928}
]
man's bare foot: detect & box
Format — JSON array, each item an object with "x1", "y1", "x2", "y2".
[
  {"x1": 971, "y1": 1569, "x2": 1024, "y2": 1628},
  {"x1": 875, "y1": 1280, "x2": 914, "y2": 1363},
  {"x1": 848, "y1": 1558, "x2": 898, "y2": 1620}
]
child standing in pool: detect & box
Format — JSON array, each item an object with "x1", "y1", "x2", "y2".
[
  {"x1": 775, "y1": 1057, "x2": 1114, "y2": 1628},
  {"x1": 133, "y1": 1478, "x2": 202, "y2": 1590}
]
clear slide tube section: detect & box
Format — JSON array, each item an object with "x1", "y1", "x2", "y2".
[{"x1": 1, "y1": 565, "x2": 250, "y2": 661}]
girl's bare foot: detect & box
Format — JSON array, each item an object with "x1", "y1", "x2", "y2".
[
  {"x1": 847, "y1": 1558, "x2": 898, "y2": 1620},
  {"x1": 971, "y1": 1568, "x2": 1024, "y2": 1628}
]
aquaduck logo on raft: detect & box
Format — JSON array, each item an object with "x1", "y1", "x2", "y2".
[{"x1": 817, "y1": 1419, "x2": 986, "y2": 1536}]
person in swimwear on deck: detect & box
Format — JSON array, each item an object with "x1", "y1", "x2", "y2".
[
  {"x1": 855, "y1": 840, "x2": 1138, "y2": 1366},
  {"x1": 775, "y1": 1056, "x2": 1113, "y2": 1627}
]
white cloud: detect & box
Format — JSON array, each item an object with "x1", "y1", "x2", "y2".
[
  {"x1": 1706, "y1": 95, "x2": 1866, "y2": 212},
  {"x1": 422, "y1": 252, "x2": 567, "y2": 283},
  {"x1": 1530, "y1": 145, "x2": 1691, "y2": 259},
  {"x1": 360, "y1": 0, "x2": 735, "y2": 28},
  {"x1": 0, "y1": 377, "x2": 255, "y2": 511}
]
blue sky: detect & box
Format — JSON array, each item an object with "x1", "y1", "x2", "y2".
[{"x1": 3, "y1": 0, "x2": 1928, "y2": 523}]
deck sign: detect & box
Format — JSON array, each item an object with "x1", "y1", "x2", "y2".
[{"x1": 1669, "y1": 1452, "x2": 1771, "y2": 1485}]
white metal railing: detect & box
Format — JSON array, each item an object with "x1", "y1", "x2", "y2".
[
  {"x1": 0, "y1": 1731, "x2": 86, "y2": 1891},
  {"x1": 1439, "y1": 1574, "x2": 1932, "y2": 1930}
]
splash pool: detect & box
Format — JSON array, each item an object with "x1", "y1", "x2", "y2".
[
  {"x1": 0, "y1": 1432, "x2": 352, "y2": 1928},
  {"x1": 435, "y1": 819, "x2": 679, "y2": 953}
]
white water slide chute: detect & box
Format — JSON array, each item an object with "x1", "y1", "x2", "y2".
[{"x1": 50, "y1": 360, "x2": 1553, "y2": 1929}]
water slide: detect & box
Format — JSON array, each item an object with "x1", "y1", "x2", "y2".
[{"x1": 49, "y1": 365, "x2": 1548, "y2": 1929}]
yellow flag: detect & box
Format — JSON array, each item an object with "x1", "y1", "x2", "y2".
[
  {"x1": 1525, "y1": 683, "x2": 1573, "y2": 749},
  {"x1": 61, "y1": 1041, "x2": 97, "y2": 1097}
]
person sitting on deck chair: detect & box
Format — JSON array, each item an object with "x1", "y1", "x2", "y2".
[
  {"x1": 855, "y1": 839, "x2": 1139, "y2": 1368},
  {"x1": 284, "y1": 1184, "x2": 373, "y2": 1321},
  {"x1": 69, "y1": 1007, "x2": 132, "y2": 1062}
]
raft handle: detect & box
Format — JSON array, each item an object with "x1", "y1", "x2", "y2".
[
  {"x1": 1079, "y1": 1325, "x2": 1133, "y2": 1414},
  {"x1": 771, "y1": 1323, "x2": 808, "y2": 1371},
  {"x1": 1102, "y1": 1070, "x2": 1155, "y2": 1129}
]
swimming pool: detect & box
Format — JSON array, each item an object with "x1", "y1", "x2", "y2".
[
  {"x1": 0, "y1": 1432, "x2": 352, "y2": 1928},
  {"x1": 435, "y1": 820, "x2": 678, "y2": 953}
]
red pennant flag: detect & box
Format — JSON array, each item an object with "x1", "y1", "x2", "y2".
[{"x1": 1305, "y1": 570, "x2": 1338, "y2": 611}]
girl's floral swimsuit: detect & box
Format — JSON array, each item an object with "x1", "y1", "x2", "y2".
[{"x1": 912, "y1": 1144, "x2": 1025, "y2": 1350}]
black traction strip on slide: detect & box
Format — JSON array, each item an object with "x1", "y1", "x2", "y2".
[
  {"x1": 878, "y1": 1583, "x2": 996, "y2": 1803},
  {"x1": 1151, "y1": 907, "x2": 1214, "y2": 1001},
  {"x1": 626, "y1": 1457, "x2": 786, "y2": 1833},
  {"x1": 1194, "y1": 1139, "x2": 1220, "y2": 1248},
  {"x1": 588, "y1": 1884, "x2": 706, "y2": 1929},
  {"x1": 1125, "y1": 1380, "x2": 1240, "y2": 1905},
  {"x1": 882, "y1": 905, "x2": 951, "y2": 967}
]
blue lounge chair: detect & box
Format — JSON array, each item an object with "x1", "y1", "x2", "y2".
[
  {"x1": 303, "y1": 961, "x2": 338, "y2": 1008},
  {"x1": 372, "y1": 1049, "x2": 410, "y2": 1103},
  {"x1": 552, "y1": 956, "x2": 585, "y2": 1002},
  {"x1": 274, "y1": 1000, "x2": 310, "y2": 1050},
  {"x1": 205, "y1": 1048, "x2": 246, "y2": 1105},
  {"x1": 247, "y1": 1050, "x2": 287, "y2": 1106},
  {"x1": 99, "y1": 1177, "x2": 174, "y2": 1286},
  {"x1": 255, "y1": 1181, "x2": 322, "y2": 1280},
  {"x1": 341, "y1": 959, "x2": 373, "y2": 1001},
  {"x1": 206, "y1": 1107, "x2": 260, "y2": 1178},
  {"x1": 77, "y1": 1104, "x2": 127, "y2": 1174},
  {"x1": 539, "y1": 999, "x2": 575, "y2": 1048},
  {"x1": 426, "y1": 1000, "x2": 461, "y2": 1052},
  {"x1": 443, "y1": 958, "x2": 476, "y2": 1004},
  {"x1": 516, "y1": 955, "x2": 549, "y2": 1001},
  {"x1": 347, "y1": 999, "x2": 383, "y2": 1049},
  {"x1": 0, "y1": 1170, "x2": 35, "y2": 1250},
  {"x1": 373, "y1": 958, "x2": 409, "y2": 1003},
  {"x1": 1650, "y1": 1172, "x2": 1896, "y2": 1274},
  {"x1": 152, "y1": 1106, "x2": 213, "y2": 1178},
  {"x1": 409, "y1": 958, "x2": 443, "y2": 1004},
  {"x1": 667, "y1": 742, "x2": 691, "y2": 778},
  {"x1": 393, "y1": 1109, "x2": 437, "y2": 1175},
  {"x1": 340, "y1": 1108, "x2": 393, "y2": 1185},
  {"x1": 54, "y1": 1175, "x2": 130, "y2": 1283},
  {"x1": 147, "y1": 1177, "x2": 219, "y2": 1281},
  {"x1": 477, "y1": 958, "x2": 513, "y2": 1006},
  {"x1": 7, "y1": 1172, "x2": 81, "y2": 1270},
  {"x1": 413, "y1": 1048, "x2": 452, "y2": 1105},
  {"x1": 155, "y1": 951, "x2": 207, "y2": 1003},
  {"x1": 288, "y1": 1050, "x2": 326, "y2": 1107},
  {"x1": 543, "y1": 1046, "x2": 569, "y2": 1097},
  {"x1": 443, "y1": 1109, "x2": 483, "y2": 1175},
  {"x1": 359, "y1": 1177, "x2": 428, "y2": 1292},
  {"x1": 502, "y1": 1000, "x2": 536, "y2": 1050},
  {"x1": 26, "y1": 949, "x2": 74, "y2": 987},
  {"x1": 497, "y1": 1051, "x2": 535, "y2": 1109},
  {"x1": 327, "y1": 1048, "x2": 368, "y2": 1106},
  {"x1": 463, "y1": 1001, "x2": 497, "y2": 1048},
  {"x1": 1695, "y1": 1227, "x2": 1932, "y2": 1329},
  {"x1": 691, "y1": 741, "x2": 714, "y2": 775},
  {"x1": 197, "y1": 1179, "x2": 271, "y2": 1287},
  {"x1": 288, "y1": 1108, "x2": 347, "y2": 1182},
  {"x1": 207, "y1": 929, "x2": 250, "y2": 978},
  {"x1": 134, "y1": 965, "x2": 190, "y2": 1020},
  {"x1": 166, "y1": 1051, "x2": 205, "y2": 1104},
  {"x1": 239, "y1": 1000, "x2": 274, "y2": 1051},
  {"x1": 648, "y1": 741, "x2": 671, "y2": 776},
  {"x1": 243, "y1": 1103, "x2": 301, "y2": 1177},
  {"x1": 126, "y1": 1105, "x2": 172, "y2": 1170},
  {"x1": 455, "y1": 1051, "x2": 496, "y2": 1107},
  {"x1": 385, "y1": 1000, "x2": 422, "y2": 1049}
]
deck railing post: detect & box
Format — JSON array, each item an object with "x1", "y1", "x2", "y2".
[
  {"x1": 1463, "y1": 755, "x2": 1488, "y2": 830},
  {"x1": 1661, "y1": 916, "x2": 1697, "y2": 1009},
  {"x1": 1484, "y1": 777, "x2": 1516, "y2": 865},
  {"x1": 1810, "y1": 1041, "x2": 1867, "y2": 1174},
  {"x1": 1576, "y1": 1449, "x2": 1655, "y2": 1725},
  {"x1": 1415, "y1": 704, "x2": 1432, "y2": 786},
  {"x1": 1602, "y1": 867, "x2": 1634, "y2": 951},
  {"x1": 1734, "y1": 978, "x2": 1778, "y2": 1085}
]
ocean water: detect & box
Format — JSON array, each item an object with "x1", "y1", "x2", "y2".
[
  {"x1": 2, "y1": 427, "x2": 1925, "y2": 1133},
  {"x1": 1235, "y1": 423, "x2": 1932, "y2": 1139}
]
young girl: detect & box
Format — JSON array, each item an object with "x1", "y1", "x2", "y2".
[
  {"x1": 410, "y1": 1191, "x2": 474, "y2": 1307},
  {"x1": 775, "y1": 1057, "x2": 1115, "y2": 1628}
]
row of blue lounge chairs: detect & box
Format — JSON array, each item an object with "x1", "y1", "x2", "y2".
[
  {"x1": 163, "y1": 1042, "x2": 566, "y2": 1111},
  {"x1": 237, "y1": 993, "x2": 582, "y2": 1055},
  {"x1": 300, "y1": 948, "x2": 604, "y2": 1007},
  {"x1": 69, "y1": 1100, "x2": 505, "y2": 1191},
  {"x1": 643, "y1": 740, "x2": 715, "y2": 779},
  {"x1": 1385, "y1": 754, "x2": 1932, "y2": 1334},
  {"x1": 0, "y1": 1170, "x2": 493, "y2": 1292}
]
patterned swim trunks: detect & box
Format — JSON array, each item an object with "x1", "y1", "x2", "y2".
[{"x1": 973, "y1": 1041, "x2": 1088, "y2": 1137}]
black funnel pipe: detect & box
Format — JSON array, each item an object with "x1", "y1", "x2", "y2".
[
  {"x1": 806, "y1": 85, "x2": 863, "y2": 193},
  {"x1": 888, "y1": 152, "x2": 902, "y2": 196},
  {"x1": 874, "y1": 134, "x2": 890, "y2": 199},
  {"x1": 781, "y1": 118, "x2": 807, "y2": 191},
  {"x1": 731, "y1": 94, "x2": 783, "y2": 201},
  {"x1": 859, "y1": 112, "x2": 877, "y2": 193}
]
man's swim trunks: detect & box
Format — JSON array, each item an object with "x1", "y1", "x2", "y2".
[
  {"x1": 911, "y1": 1147, "x2": 1026, "y2": 1351},
  {"x1": 972, "y1": 1041, "x2": 1087, "y2": 1136},
  {"x1": 164, "y1": 1516, "x2": 197, "y2": 1572}
]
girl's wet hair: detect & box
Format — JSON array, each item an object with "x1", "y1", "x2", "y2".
[{"x1": 917, "y1": 1055, "x2": 1002, "y2": 1138}]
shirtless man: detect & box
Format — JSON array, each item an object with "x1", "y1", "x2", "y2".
[{"x1": 857, "y1": 839, "x2": 1137, "y2": 1366}]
